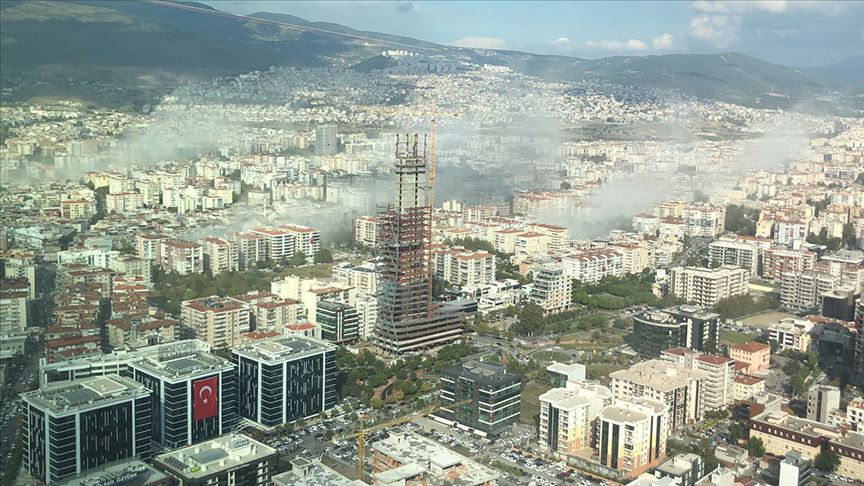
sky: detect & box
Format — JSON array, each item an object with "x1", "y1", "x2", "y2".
[{"x1": 206, "y1": 1, "x2": 864, "y2": 67}]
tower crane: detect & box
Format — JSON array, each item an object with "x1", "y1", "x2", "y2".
[{"x1": 419, "y1": 109, "x2": 461, "y2": 210}]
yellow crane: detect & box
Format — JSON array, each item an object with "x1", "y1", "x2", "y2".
[
  {"x1": 341, "y1": 398, "x2": 471, "y2": 482},
  {"x1": 420, "y1": 109, "x2": 461, "y2": 210}
]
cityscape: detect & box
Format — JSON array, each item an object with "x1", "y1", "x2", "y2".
[{"x1": 1, "y1": 1, "x2": 863, "y2": 486}]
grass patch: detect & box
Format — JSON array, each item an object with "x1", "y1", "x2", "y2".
[
  {"x1": 719, "y1": 330, "x2": 755, "y2": 345},
  {"x1": 277, "y1": 263, "x2": 334, "y2": 280},
  {"x1": 521, "y1": 381, "x2": 553, "y2": 425},
  {"x1": 532, "y1": 350, "x2": 573, "y2": 363}
]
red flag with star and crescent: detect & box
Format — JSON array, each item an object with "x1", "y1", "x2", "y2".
[{"x1": 193, "y1": 376, "x2": 218, "y2": 420}]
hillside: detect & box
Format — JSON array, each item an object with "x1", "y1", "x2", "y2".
[{"x1": 0, "y1": 0, "x2": 855, "y2": 111}]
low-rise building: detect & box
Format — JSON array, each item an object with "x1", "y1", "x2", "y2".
[
  {"x1": 153, "y1": 434, "x2": 276, "y2": 486},
  {"x1": 768, "y1": 318, "x2": 813, "y2": 353},
  {"x1": 728, "y1": 341, "x2": 771, "y2": 374}
]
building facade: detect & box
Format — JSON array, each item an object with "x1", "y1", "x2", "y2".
[{"x1": 436, "y1": 361, "x2": 521, "y2": 437}]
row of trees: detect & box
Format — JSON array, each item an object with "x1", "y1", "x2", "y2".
[{"x1": 712, "y1": 294, "x2": 778, "y2": 320}]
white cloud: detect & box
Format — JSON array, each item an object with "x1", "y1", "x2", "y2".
[
  {"x1": 451, "y1": 36, "x2": 506, "y2": 50},
  {"x1": 555, "y1": 37, "x2": 571, "y2": 44},
  {"x1": 689, "y1": 14, "x2": 742, "y2": 47},
  {"x1": 692, "y1": 1, "x2": 787, "y2": 14},
  {"x1": 584, "y1": 38, "x2": 647, "y2": 51},
  {"x1": 651, "y1": 33, "x2": 674, "y2": 50}
]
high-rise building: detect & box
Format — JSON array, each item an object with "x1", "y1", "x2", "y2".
[
  {"x1": 315, "y1": 124, "x2": 338, "y2": 156},
  {"x1": 22, "y1": 375, "x2": 152, "y2": 484},
  {"x1": 610, "y1": 360, "x2": 706, "y2": 430},
  {"x1": 539, "y1": 382, "x2": 613, "y2": 456},
  {"x1": 661, "y1": 349, "x2": 735, "y2": 411},
  {"x1": 435, "y1": 360, "x2": 521, "y2": 437},
  {"x1": 154, "y1": 433, "x2": 276, "y2": 486},
  {"x1": 780, "y1": 270, "x2": 839, "y2": 314},
  {"x1": 669, "y1": 265, "x2": 749, "y2": 307},
  {"x1": 632, "y1": 305, "x2": 720, "y2": 357},
  {"x1": 316, "y1": 300, "x2": 360, "y2": 344},
  {"x1": 807, "y1": 385, "x2": 841, "y2": 423},
  {"x1": 128, "y1": 340, "x2": 238, "y2": 448},
  {"x1": 375, "y1": 135, "x2": 463, "y2": 355},
  {"x1": 232, "y1": 336, "x2": 336, "y2": 427},
  {"x1": 596, "y1": 397, "x2": 669, "y2": 478}
]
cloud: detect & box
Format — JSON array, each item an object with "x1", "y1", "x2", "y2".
[
  {"x1": 452, "y1": 36, "x2": 506, "y2": 49},
  {"x1": 394, "y1": 1, "x2": 417, "y2": 13},
  {"x1": 555, "y1": 37, "x2": 571, "y2": 44},
  {"x1": 692, "y1": 0, "x2": 788, "y2": 14},
  {"x1": 651, "y1": 33, "x2": 674, "y2": 50},
  {"x1": 689, "y1": 14, "x2": 742, "y2": 47},
  {"x1": 584, "y1": 38, "x2": 647, "y2": 51}
]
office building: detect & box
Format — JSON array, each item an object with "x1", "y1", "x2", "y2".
[
  {"x1": 632, "y1": 305, "x2": 720, "y2": 358},
  {"x1": 232, "y1": 336, "x2": 336, "y2": 427},
  {"x1": 435, "y1": 360, "x2": 521, "y2": 437},
  {"x1": 316, "y1": 300, "x2": 360, "y2": 344},
  {"x1": 596, "y1": 398, "x2": 669, "y2": 478},
  {"x1": 821, "y1": 288, "x2": 858, "y2": 321},
  {"x1": 181, "y1": 296, "x2": 251, "y2": 350},
  {"x1": 610, "y1": 360, "x2": 706, "y2": 430},
  {"x1": 128, "y1": 340, "x2": 237, "y2": 448},
  {"x1": 528, "y1": 264, "x2": 572, "y2": 314},
  {"x1": 375, "y1": 135, "x2": 463, "y2": 355},
  {"x1": 371, "y1": 428, "x2": 500, "y2": 486},
  {"x1": 22, "y1": 375, "x2": 152, "y2": 484},
  {"x1": 315, "y1": 124, "x2": 338, "y2": 155},
  {"x1": 807, "y1": 385, "x2": 841, "y2": 423},
  {"x1": 547, "y1": 362, "x2": 586, "y2": 386},
  {"x1": 154, "y1": 434, "x2": 276, "y2": 486},
  {"x1": 728, "y1": 341, "x2": 770, "y2": 374},
  {"x1": 669, "y1": 265, "x2": 749, "y2": 307},
  {"x1": 51, "y1": 459, "x2": 169, "y2": 486}
]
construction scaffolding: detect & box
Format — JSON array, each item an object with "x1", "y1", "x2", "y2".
[{"x1": 375, "y1": 134, "x2": 463, "y2": 355}]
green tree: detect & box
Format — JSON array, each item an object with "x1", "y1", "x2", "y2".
[
  {"x1": 814, "y1": 449, "x2": 840, "y2": 473},
  {"x1": 727, "y1": 423, "x2": 745, "y2": 443},
  {"x1": 314, "y1": 248, "x2": 334, "y2": 264},
  {"x1": 511, "y1": 303, "x2": 545, "y2": 336},
  {"x1": 287, "y1": 252, "x2": 307, "y2": 267},
  {"x1": 747, "y1": 437, "x2": 765, "y2": 457}
]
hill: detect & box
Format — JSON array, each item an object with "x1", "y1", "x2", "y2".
[{"x1": 0, "y1": 0, "x2": 854, "y2": 111}]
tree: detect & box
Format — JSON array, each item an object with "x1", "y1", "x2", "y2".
[
  {"x1": 747, "y1": 437, "x2": 765, "y2": 457},
  {"x1": 511, "y1": 304, "x2": 545, "y2": 336},
  {"x1": 814, "y1": 449, "x2": 840, "y2": 473},
  {"x1": 727, "y1": 423, "x2": 744, "y2": 443},
  {"x1": 314, "y1": 248, "x2": 334, "y2": 264},
  {"x1": 287, "y1": 252, "x2": 307, "y2": 267},
  {"x1": 560, "y1": 181, "x2": 572, "y2": 190}
]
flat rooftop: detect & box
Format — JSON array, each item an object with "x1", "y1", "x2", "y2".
[
  {"x1": 154, "y1": 434, "x2": 275, "y2": 480},
  {"x1": 22, "y1": 375, "x2": 149, "y2": 415},
  {"x1": 232, "y1": 335, "x2": 335, "y2": 363},
  {"x1": 656, "y1": 453, "x2": 702, "y2": 476},
  {"x1": 132, "y1": 341, "x2": 233, "y2": 381},
  {"x1": 55, "y1": 459, "x2": 167, "y2": 486},
  {"x1": 372, "y1": 429, "x2": 499, "y2": 484},
  {"x1": 273, "y1": 457, "x2": 365, "y2": 486},
  {"x1": 442, "y1": 360, "x2": 519, "y2": 388},
  {"x1": 610, "y1": 359, "x2": 708, "y2": 392},
  {"x1": 752, "y1": 410, "x2": 839, "y2": 439}
]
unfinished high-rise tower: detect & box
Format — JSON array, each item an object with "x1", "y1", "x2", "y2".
[{"x1": 375, "y1": 134, "x2": 464, "y2": 355}]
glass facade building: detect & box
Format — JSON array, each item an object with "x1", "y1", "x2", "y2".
[
  {"x1": 632, "y1": 305, "x2": 720, "y2": 357},
  {"x1": 437, "y1": 360, "x2": 521, "y2": 437}
]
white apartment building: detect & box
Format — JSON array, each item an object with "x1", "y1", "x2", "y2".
[
  {"x1": 0, "y1": 279, "x2": 29, "y2": 333},
  {"x1": 609, "y1": 242, "x2": 650, "y2": 275},
  {"x1": 333, "y1": 262, "x2": 379, "y2": 297},
  {"x1": 539, "y1": 382, "x2": 613, "y2": 456},
  {"x1": 561, "y1": 250, "x2": 623, "y2": 284},
  {"x1": 775, "y1": 220, "x2": 810, "y2": 246},
  {"x1": 669, "y1": 265, "x2": 750, "y2": 307},
  {"x1": 768, "y1": 318, "x2": 814, "y2": 353},
  {"x1": 708, "y1": 234, "x2": 772, "y2": 275},
  {"x1": 683, "y1": 203, "x2": 725, "y2": 237},
  {"x1": 136, "y1": 234, "x2": 165, "y2": 261},
  {"x1": 106, "y1": 192, "x2": 144, "y2": 214},
  {"x1": 528, "y1": 264, "x2": 572, "y2": 314},
  {"x1": 661, "y1": 348, "x2": 735, "y2": 411},
  {"x1": 610, "y1": 359, "x2": 707, "y2": 430},
  {"x1": 780, "y1": 270, "x2": 838, "y2": 313},
  {"x1": 353, "y1": 215, "x2": 380, "y2": 248},
  {"x1": 596, "y1": 397, "x2": 670, "y2": 477},
  {"x1": 431, "y1": 246, "x2": 496, "y2": 288},
  {"x1": 355, "y1": 294, "x2": 378, "y2": 341}
]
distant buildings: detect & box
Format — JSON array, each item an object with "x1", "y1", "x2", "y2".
[
  {"x1": 669, "y1": 265, "x2": 749, "y2": 308},
  {"x1": 315, "y1": 124, "x2": 338, "y2": 156},
  {"x1": 22, "y1": 375, "x2": 152, "y2": 484},
  {"x1": 435, "y1": 360, "x2": 521, "y2": 437},
  {"x1": 154, "y1": 433, "x2": 276, "y2": 486}
]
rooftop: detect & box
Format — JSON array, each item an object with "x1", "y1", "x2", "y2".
[
  {"x1": 752, "y1": 410, "x2": 839, "y2": 439},
  {"x1": 372, "y1": 429, "x2": 499, "y2": 484},
  {"x1": 154, "y1": 434, "x2": 276, "y2": 480},
  {"x1": 232, "y1": 335, "x2": 334, "y2": 363},
  {"x1": 130, "y1": 340, "x2": 233, "y2": 381},
  {"x1": 730, "y1": 341, "x2": 770, "y2": 353},
  {"x1": 273, "y1": 457, "x2": 365, "y2": 486},
  {"x1": 22, "y1": 375, "x2": 149, "y2": 415},
  {"x1": 610, "y1": 359, "x2": 708, "y2": 392},
  {"x1": 442, "y1": 360, "x2": 520, "y2": 388},
  {"x1": 55, "y1": 459, "x2": 167, "y2": 486}
]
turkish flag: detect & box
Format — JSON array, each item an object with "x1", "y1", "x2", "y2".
[{"x1": 193, "y1": 376, "x2": 218, "y2": 421}]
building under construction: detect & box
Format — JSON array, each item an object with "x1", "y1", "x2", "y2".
[{"x1": 375, "y1": 134, "x2": 464, "y2": 355}]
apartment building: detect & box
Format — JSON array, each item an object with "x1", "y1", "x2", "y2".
[
  {"x1": 661, "y1": 349, "x2": 735, "y2": 410},
  {"x1": 136, "y1": 234, "x2": 165, "y2": 262},
  {"x1": 669, "y1": 265, "x2": 749, "y2": 307},
  {"x1": 768, "y1": 318, "x2": 814, "y2": 353},
  {"x1": 763, "y1": 248, "x2": 817, "y2": 280},
  {"x1": 561, "y1": 250, "x2": 624, "y2": 284},
  {"x1": 774, "y1": 219, "x2": 810, "y2": 246},
  {"x1": 733, "y1": 375, "x2": 766, "y2": 401},
  {"x1": 780, "y1": 270, "x2": 839, "y2": 314},
  {"x1": 610, "y1": 360, "x2": 707, "y2": 430},
  {"x1": 181, "y1": 296, "x2": 251, "y2": 350},
  {"x1": 708, "y1": 234, "x2": 772, "y2": 275},
  {"x1": 539, "y1": 382, "x2": 613, "y2": 456},
  {"x1": 353, "y1": 215, "x2": 380, "y2": 247},
  {"x1": 160, "y1": 240, "x2": 203, "y2": 275},
  {"x1": 807, "y1": 385, "x2": 841, "y2": 424},
  {"x1": 527, "y1": 223, "x2": 569, "y2": 254},
  {"x1": 528, "y1": 264, "x2": 572, "y2": 314},
  {"x1": 596, "y1": 397, "x2": 669, "y2": 478},
  {"x1": 431, "y1": 246, "x2": 496, "y2": 288},
  {"x1": 609, "y1": 242, "x2": 650, "y2": 275},
  {"x1": 0, "y1": 278, "x2": 29, "y2": 333},
  {"x1": 682, "y1": 203, "x2": 725, "y2": 237},
  {"x1": 333, "y1": 261, "x2": 378, "y2": 296},
  {"x1": 202, "y1": 237, "x2": 239, "y2": 275},
  {"x1": 729, "y1": 341, "x2": 771, "y2": 374}
]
